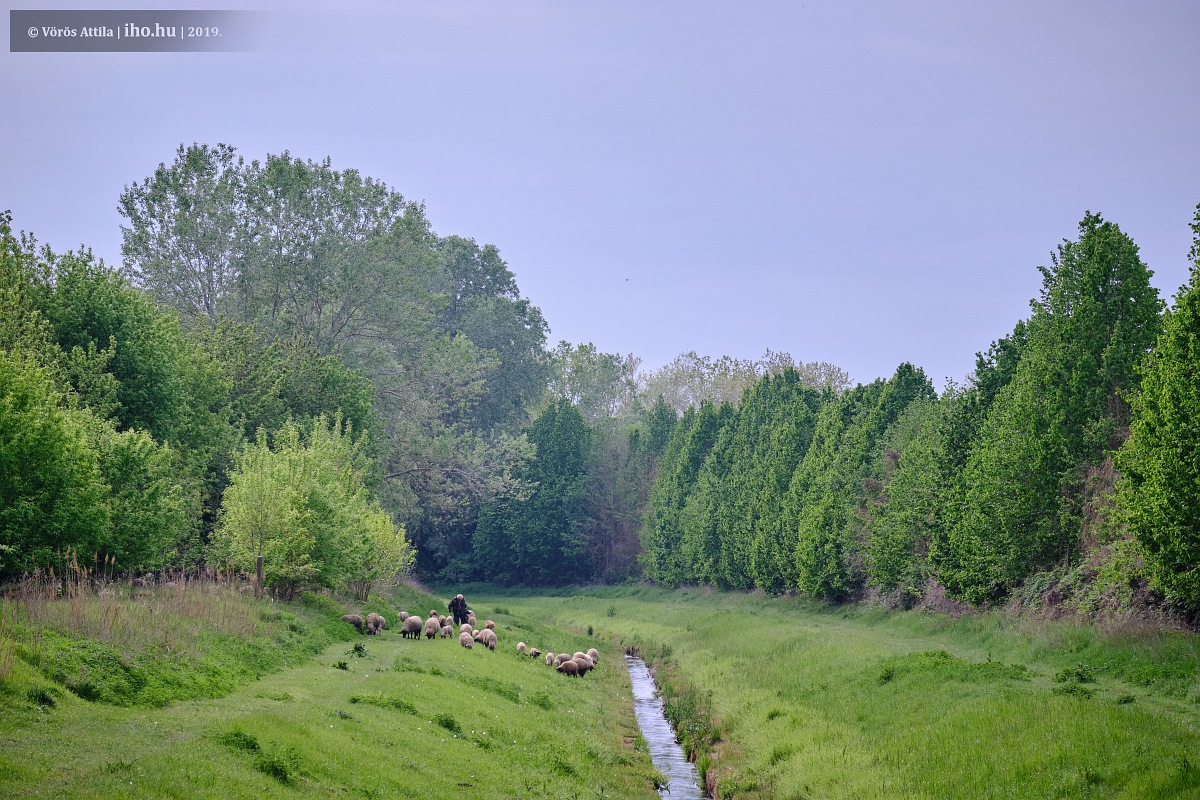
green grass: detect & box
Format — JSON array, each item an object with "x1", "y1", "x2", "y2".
[
  {"x1": 0, "y1": 579, "x2": 659, "y2": 798},
  {"x1": 502, "y1": 585, "x2": 1200, "y2": 800},
  {"x1": 6, "y1": 579, "x2": 1200, "y2": 798}
]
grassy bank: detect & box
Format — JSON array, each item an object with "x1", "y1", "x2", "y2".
[
  {"x1": 0, "y1": 580, "x2": 659, "y2": 798},
  {"x1": 497, "y1": 585, "x2": 1200, "y2": 800}
]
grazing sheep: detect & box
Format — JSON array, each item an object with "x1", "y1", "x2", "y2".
[
  {"x1": 459, "y1": 623, "x2": 472, "y2": 636},
  {"x1": 554, "y1": 653, "x2": 571, "y2": 667},
  {"x1": 473, "y1": 630, "x2": 484, "y2": 642},
  {"x1": 340, "y1": 614, "x2": 364, "y2": 634},
  {"x1": 529, "y1": 648, "x2": 541, "y2": 659},
  {"x1": 556, "y1": 659, "x2": 579, "y2": 677},
  {"x1": 573, "y1": 652, "x2": 587, "y2": 661},
  {"x1": 399, "y1": 611, "x2": 409, "y2": 621},
  {"x1": 572, "y1": 656, "x2": 592, "y2": 675},
  {"x1": 402, "y1": 615, "x2": 423, "y2": 639},
  {"x1": 546, "y1": 652, "x2": 555, "y2": 666},
  {"x1": 459, "y1": 631, "x2": 474, "y2": 649},
  {"x1": 424, "y1": 616, "x2": 441, "y2": 639},
  {"x1": 479, "y1": 629, "x2": 497, "y2": 650},
  {"x1": 440, "y1": 624, "x2": 454, "y2": 638},
  {"x1": 365, "y1": 612, "x2": 386, "y2": 635},
  {"x1": 517, "y1": 642, "x2": 527, "y2": 656},
  {"x1": 438, "y1": 615, "x2": 448, "y2": 627},
  {"x1": 575, "y1": 654, "x2": 594, "y2": 669},
  {"x1": 466, "y1": 612, "x2": 477, "y2": 628},
  {"x1": 586, "y1": 647, "x2": 599, "y2": 665},
  {"x1": 484, "y1": 620, "x2": 496, "y2": 631}
]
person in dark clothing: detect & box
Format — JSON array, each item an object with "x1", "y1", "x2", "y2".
[{"x1": 448, "y1": 594, "x2": 468, "y2": 625}]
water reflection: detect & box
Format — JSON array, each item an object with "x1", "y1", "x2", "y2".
[{"x1": 625, "y1": 653, "x2": 705, "y2": 799}]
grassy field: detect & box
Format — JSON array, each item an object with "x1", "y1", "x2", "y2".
[
  {"x1": 488, "y1": 585, "x2": 1200, "y2": 800},
  {"x1": 0, "y1": 579, "x2": 659, "y2": 799},
  {"x1": 5, "y1": 579, "x2": 1200, "y2": 799}
]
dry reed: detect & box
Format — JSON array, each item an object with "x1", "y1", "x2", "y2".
[{"x1": 1, "y1": 549, "x2": 271, "y2": 664}]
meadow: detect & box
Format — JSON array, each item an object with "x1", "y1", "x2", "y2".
[
  {"x1": 0, "y1": 577, "x2": 659, "y2": 799},
  {"x1": 498, "y1": 586, "x2": 1200, "y2": 800},
  {"x1": 3, "y1": 577, "x2": 1200, "y2": 799}
]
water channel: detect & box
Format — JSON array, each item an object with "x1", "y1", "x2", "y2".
[{"x1": 625, "y1": 653, "x2": 706, "y2": 799}]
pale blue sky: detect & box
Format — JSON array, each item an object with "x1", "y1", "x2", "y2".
[{"x1": 4, "y1": 1, "x2": 1198, "y2": 389}]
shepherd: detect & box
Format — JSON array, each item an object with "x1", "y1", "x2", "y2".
[{"x1": 448, "y1": 593, "x2": 468, "y2": 626}]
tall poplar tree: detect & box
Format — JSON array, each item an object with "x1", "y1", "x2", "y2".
[
  {"x1": 1116, "y1": 204, "x2": 1200, "y2": 610},
  {"x1": 473, "y1": 399, "x2": 593, "y2": 585},
  {"x1": 940, "y1": 213, "x2": 1163, "y2": 603}
]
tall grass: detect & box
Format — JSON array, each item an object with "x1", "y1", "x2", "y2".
[
  {"x1": 0, "y1": 553, "x2": 378, "y2": 706},
  {"x1": 0, "y1": 585, "x2": 661, "y2": 799},
  {"x1": 514, "y1": 586, "x2": 1200, "y2": 800},
  {"x1": 2, "y1": 562, "x2": 265, "y2": 664}
]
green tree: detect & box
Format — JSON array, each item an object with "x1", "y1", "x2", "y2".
[
  {"x1": 788, "y1": 364, "x2": 934, "y2": 600},
  {"x1": 1116, "y1": 205, "x2": 1200, "y2": 609},
  {"x1": 210, "y1": 416, "x2": 411, "y2": 597},
  {"x1": 0, "y1": 352, "x2": 109, "y2": 574},
  {"x1": 119, "y1": 143, "x2": 248, "y2": 323},
  {"x1": 90, "y1": 423, "x2": 193, "y2": 571},
  {"x1": 939, "y1": 213, "x2": 1163, "y2": 603},
  {"x1": 546, "y1": 341, "x2": 640, "y2": 422},
  {"x1": 639, "y1": 401, "x2": 736, "y2": 587},
  {"x1": 474, "y1": 399, "x2": 593, "y2": 585},
  {"x1": 866, "y1": 397, "x2": 944, "y2": 601}
]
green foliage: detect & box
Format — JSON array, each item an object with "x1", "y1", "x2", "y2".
[
  {"x1": 1116, "y1": 205, "x2": 1200, "y2": 610},
  {"x1": 119, "y1": 146, "x2": 549, "y2": 582},
  {"x1": 581, "y1": 400, "x2": 679, "y2": 583},
  {"x1": 640, "y1": 401, "x2": 736, "y2": 587},
  {"x1": 210, "y1": 416, "x2": 413, "y2": 597},
  {"x1": 709, "y1": 369, "x2": 824, "y2": 592},
  {"x1": 788, "y1": 364, "x2": 935, "y2": 600},
  {"x1": 546, "y1": 341, "x2": 640, "y2": 422},
  {"x1": 0, "y1": 353, "x2": 109, "y2": 573},
  {"x1": 118, "y1": 142, "x2": 247, "y2": 322},
  {"x1": 940, "y1": 213, "x2": 1163, "y2": 603},
  {"x1": 90, "y1": 423, "x2": 193, "y2": 570},
  {"x1": 474, "y1": 399, "x2": 593, "y2": 585},
  {"x1": 865, "y1": 398, "x2": 944, "y2": 600}
]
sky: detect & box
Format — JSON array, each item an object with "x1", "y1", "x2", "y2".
[{"x1": 3, "y1": 1, "x2": 1199, "y2": 390}]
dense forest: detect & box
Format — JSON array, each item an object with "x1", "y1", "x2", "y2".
[{"x1": 3, "y1": 143, "x2": 1199, "y2": 617}]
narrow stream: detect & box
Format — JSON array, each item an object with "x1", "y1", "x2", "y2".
[{"x1": 625, "y1": 653, "x2": 706, "y2": 799}]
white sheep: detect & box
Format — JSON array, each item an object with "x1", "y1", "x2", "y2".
[
  {"x1": 401, "y1": 615, "x2": 423, "y2": 639},
  {"x1": 459, "y1": 630, "x2": 474, "y2": 649},
  {"x1": 517, "y1": 642, "x2": 527, "y2": 656}
]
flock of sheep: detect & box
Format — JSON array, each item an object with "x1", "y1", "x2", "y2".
[{"x1": 339, "y1": 608, "x2": 602, "y2": 677}]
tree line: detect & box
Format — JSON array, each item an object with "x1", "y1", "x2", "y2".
[
  {"x1": 640, "y1": 209, "x2": 1200, "y2": 615},
  {"x1": 3, "y1": 143, "x2": 1198, "y2": 615}
]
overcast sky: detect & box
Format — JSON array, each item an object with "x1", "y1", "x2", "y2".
[{"x1": 4, "y1": 1, "x2": 1198, "y2": 390}]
